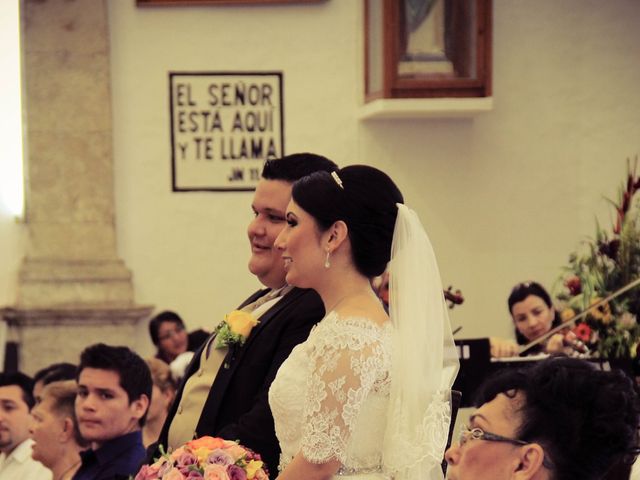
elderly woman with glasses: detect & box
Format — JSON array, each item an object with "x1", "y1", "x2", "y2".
[
  {"x1": 445, "y1": 356, "x2": 640, "y2": 480},
  {"x1": 490, "y1": 281, "x2": 572, "y2": 358}
]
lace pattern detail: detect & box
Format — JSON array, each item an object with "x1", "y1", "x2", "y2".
[
  {"x1": 383, "y1": 391, "x2": 451, "y2": 477},
  {"x1": 270, "y1": 312, "x2": 391, "y2": 472}
]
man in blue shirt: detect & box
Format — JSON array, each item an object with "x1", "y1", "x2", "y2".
[{"x1": 73, "y1": 344, "x2": 151, "y2": 480}]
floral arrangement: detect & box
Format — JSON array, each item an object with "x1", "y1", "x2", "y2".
[
  {"x1": 214, "y1": 311, "x2": 259, "y2": 349},
  {"x1": 554, "y1": 158, "x2": 640, "y2": 358},
  {"x1": 135, "y1": 436, "x2": 269, "y2": 480}
]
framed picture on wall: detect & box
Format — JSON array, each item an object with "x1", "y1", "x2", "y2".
[
  {"x1": 138, "y1": 0, "x2": 326, "y2": 5},
  {"x1": 169, "y1": 71, "x2": 284, "y2": 192}
]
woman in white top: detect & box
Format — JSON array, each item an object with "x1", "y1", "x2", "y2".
[{"x1": 269, "y1": 166, "x2": 458, "y2": 480}]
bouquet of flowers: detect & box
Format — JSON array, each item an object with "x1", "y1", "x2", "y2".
[
  {"x1": 554, "y1": 158, "x2": 640, "y2": 358},
  {"x1": 135, "y1": 436, "x2": 269, "y2": 480}
]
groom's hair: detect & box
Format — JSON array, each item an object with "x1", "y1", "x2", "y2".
[
  {"x1": 475, "y1": 356, "x2": 640, "y2": 480},
  {"x1": 261, "y1": 153, "x2": 337, "y2": 183}
]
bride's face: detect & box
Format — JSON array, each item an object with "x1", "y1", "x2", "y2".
[{"x1": 275, "y1": 200, "x2": 325, "y2": 288}]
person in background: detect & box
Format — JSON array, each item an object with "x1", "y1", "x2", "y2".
[
  {"x1": 0, "y1": 372, "x2": 51, "y2": 479},
  {"x1": 445, "y1": 356, "x2": 640, "y2": 480},
  {"x1": 148, "y1": 311, "x2": 210, "y2": 366},
  {"x1": 72, "y1": 343, "x2": 151, "y2": 480},
  {"x1": 490, "y1": 281, "x2": 572, "y2": 358},
  {"x1": 30, "y1": 380, "x2": 88, "y2": 480},
  {"x1": 148, "y1": 311, "x2": 190, "y2": 364},
  {"x1": 142, "y1": 358, "x2": 176, "y2": 448},
  {"x1": 147, "y1": 153, "x2": 337, "y2": 474},
  {"x1": 33, "y1": 362, "x2": 78, "y2": 403}
]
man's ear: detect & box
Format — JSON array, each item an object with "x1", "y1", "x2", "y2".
[
  {"x1": 325, "y1": 220, "x2": 348, "y2": 250},
  {"x1": 514, "y1": 443, "x2": 547, "y2": 479},
  {"x1": 59, "y1": 416, "x2": 74, "y2": 443},
  {"x1": 131, "y1": 394, "x2": 150, "y2": 421}
]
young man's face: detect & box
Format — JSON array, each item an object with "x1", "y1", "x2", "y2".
[
  {"x1": 0, "y1": 385, "x2": 31, "y2": 454},
  {"x1": 247, "y1": 178, "x2": 293, "y2": 289},
  {"x1": 75, "y1": 368, "x2": 148, "y2": 449}
]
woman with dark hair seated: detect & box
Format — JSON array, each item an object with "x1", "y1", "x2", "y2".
[
  {"x1": 490, "y1": 281, "x2": 571, "y2": 358},
  {"x1": 148, "y1": 310, "x2": 210, "y2": 364},
  {"x1": 445, "y1": 356, "x2": 640, "y2": 480},
  {"x1": 149, "y1": 311, "x2": 189, "y2": 364}
]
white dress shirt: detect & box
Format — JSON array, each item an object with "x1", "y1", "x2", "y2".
[{"x1": 0, "y1": 438, "x2": 52, "y2": 480}]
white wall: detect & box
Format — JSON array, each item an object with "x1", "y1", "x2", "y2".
[
  {"x1": 109, "y1": 0, "x2": 640, "y2": 345},
  {"x1": 2, "y1": 1, "x2": 638, "y2": 353}
]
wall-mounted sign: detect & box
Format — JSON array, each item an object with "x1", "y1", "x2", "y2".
[{"x1": 169, "y1": 72, "x2": 284, "y2": 191}]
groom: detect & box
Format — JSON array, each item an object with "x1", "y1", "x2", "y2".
[{"x1": 147, "y1": 153, "x2": 337, "y2": 474}]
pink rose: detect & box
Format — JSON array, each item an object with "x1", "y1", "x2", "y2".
[
  {"x1": 158, "y1": 460, "x2": 175, "y2": 477},
  {"x1": 223, "y1": 445, "x2": 247, "y2": 462},
  {"x1": 252, "y1": 470, "x2": 269, "y2": 480},
  {"x1": 134, "y1": 464, "x2": 160, "y2": 480},
  {"x1": 164, "y1": 469, "x2": 187, "y2": 480},
  {"x1": 204, "y1": 464, "x2": 231, "y2": 480}
]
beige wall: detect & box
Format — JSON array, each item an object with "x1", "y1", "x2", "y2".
[{"x1": 2, "y1": 0, "x2": 640, "y2": 353}]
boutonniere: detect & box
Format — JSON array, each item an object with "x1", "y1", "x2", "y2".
[{"x1": 214, "y1": 310, "x2": 259, "y2": 350}]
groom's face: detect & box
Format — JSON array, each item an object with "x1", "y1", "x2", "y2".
[{"x1": 247, "y1": 178, "x2": 292, "y2": 289}]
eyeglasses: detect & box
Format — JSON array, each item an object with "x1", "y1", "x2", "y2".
[
  {"x1": 459, "y1": 425, "x2": 553, "y2": 469},
  {"x1": 459, "y1": 425, "x2": 528, "y2": 447},
  {"x1": 158, "y1": 325, "x2": 185, "y2": 342}
]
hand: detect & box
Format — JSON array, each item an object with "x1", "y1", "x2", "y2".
[
  {"x1": 489, "y1": 337, "x2": 519, "y2": 358},
  {"x1": 545, "y1": 333, "x2": 565, "y2": 353}
]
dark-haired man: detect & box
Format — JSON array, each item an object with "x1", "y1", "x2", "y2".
[
  {"x1": 149, "y1": 153, "x2": 338, "y2": 473},
  {"x1": 445, "y1": 356, "x2": 640, "y2": 480},
  {"x1": 0, "y1": 372, "x2": 51, "y2": 479},
  {"x1": 73, "y1": 343, "x2": 151, "y2": 480}
]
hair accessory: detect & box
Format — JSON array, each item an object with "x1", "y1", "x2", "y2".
[
  {"x1": 324, "y1": 250, "x2": 331, "y2": 269},
  {"x1": 331, "y1": 171, "x2": 344, "y2": 190}
]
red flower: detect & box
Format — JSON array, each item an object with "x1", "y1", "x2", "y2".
[
  {"x1": 573, "y1": 323, "x2": 592, "y2": 343},
  {"x1": 565, "y1": 275, "x2": 582, "y2": 296}
]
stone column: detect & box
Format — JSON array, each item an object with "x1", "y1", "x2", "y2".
[{"x1": 1, "y1": 0, "x2": 152, "y2": 374}]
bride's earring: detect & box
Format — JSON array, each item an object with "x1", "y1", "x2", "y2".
[{"x1": 324, "y1": 250, "x2": 331, "y2": 269}]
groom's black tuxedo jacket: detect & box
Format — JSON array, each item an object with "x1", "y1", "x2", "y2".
[{"x1": 148, "y1": 287, "x2": 324, "y2": 476}]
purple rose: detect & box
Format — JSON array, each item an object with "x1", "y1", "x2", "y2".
[
  {"x1": 207, "y1": 449, "x2": 234, "y2": 466},
  {"x1": 226, "y1": 465, "x2": 247, "y2": 480},
  {"x1": 185, "y1": 470, "x2": 205, "y2": 479},
  {"x1": 176, "y1": 452, "x2": 199, "y2": 468}
]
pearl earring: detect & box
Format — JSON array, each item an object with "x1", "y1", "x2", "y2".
[{"x1": 324, "y1": 250, "x2": 331, "y2": 269}]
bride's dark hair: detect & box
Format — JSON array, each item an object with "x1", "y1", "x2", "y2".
[{"x1": 292, "y1": 165, "x2": 404, "y2": 277}]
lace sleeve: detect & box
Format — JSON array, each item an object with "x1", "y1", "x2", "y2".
[{"x1": 299, "y1": 321, "x2": 387, "y2": 465}]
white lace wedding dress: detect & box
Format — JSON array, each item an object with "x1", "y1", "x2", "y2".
[{"x1": 269, "y1": 311, "x2": 393, "y2": 479}]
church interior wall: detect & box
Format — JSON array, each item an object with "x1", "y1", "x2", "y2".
[{"x1": 1, "y1": 0, "x2": 639, "y2": 360}]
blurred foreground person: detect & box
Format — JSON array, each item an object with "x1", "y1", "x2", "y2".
[{"x1": 445, "y1": 357, "x2": 640, "y2": 480}]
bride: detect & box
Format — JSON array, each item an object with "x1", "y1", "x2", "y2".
[{"x1": 268, "y1": 165, "x2": 459, "y2": 480}]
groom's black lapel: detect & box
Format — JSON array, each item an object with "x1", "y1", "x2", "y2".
[{"x1": 195, "y1": 287, "x2": 308, "y2": 433}]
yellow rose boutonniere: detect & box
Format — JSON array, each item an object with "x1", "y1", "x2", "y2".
[{"x1": 214, "y1": 310, "x2": 259, "y2": 350}]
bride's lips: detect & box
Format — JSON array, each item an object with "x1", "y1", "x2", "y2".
[{"x1": 282, "y1": 257, "x2": 292, "y2": 269}]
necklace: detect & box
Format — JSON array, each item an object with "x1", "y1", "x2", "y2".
[{"x1": 55, "y1": 459, "x2": 81, "y2": 480}]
